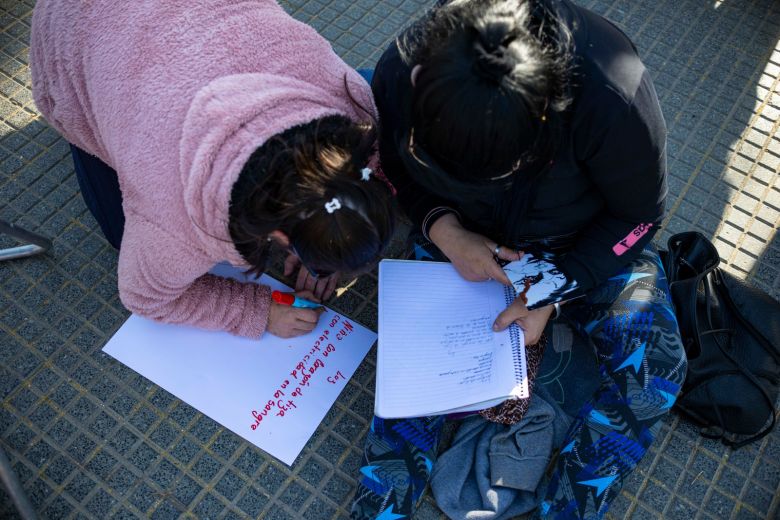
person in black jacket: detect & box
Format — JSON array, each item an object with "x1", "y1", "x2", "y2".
[{"x1": 351, "y1": 1, "x2": 688, "y2": 518}]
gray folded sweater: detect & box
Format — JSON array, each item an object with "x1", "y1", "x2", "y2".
[{"x1": 430, "y1": 387, "x2": 571, "y2": 520}]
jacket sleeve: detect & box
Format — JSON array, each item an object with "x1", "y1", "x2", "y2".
[
  {"x1": 117, "y1": 216, "x2": 272, "y2": 338},
  {"x1": 371, "y1": 43, "x2": 458, "y2": 235},
  {"x1": 560, "y1": 73, "x2": 667, "y2": 291}
]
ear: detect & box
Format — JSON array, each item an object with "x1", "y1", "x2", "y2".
[
  {"x1": 411, "y1": 64, "x2": 423, "y2": 86},
  {"x1": 268, "y1": 230, "x2": 290, "y2": 248}
]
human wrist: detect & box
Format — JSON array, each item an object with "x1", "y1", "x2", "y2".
[
  {"x1": 421, "y1": 206, "x2": 460, "y2": 242},
  {"x1": 551, "y1": 302, "x2": 561, "y2": 320},
  {"x1": 533, "y1": 303, "x2": 559, "y2": 322},
  {"x1": 427, "y1": 211, "x2": 462, "y2": 247}
]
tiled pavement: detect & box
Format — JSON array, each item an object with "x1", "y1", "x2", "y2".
[{"x1": 1, "y1": 0, "x2": 779, "y2": 518}]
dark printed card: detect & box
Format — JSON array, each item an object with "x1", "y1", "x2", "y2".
[{"x1": 502, "y1": 252, "x2": 580, "y2": 309}]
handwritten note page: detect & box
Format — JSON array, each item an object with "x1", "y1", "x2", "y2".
[
  {"x1": 376, "y1": 260, "x2": 524, "y2": 418},
  {"x1": 102, "y1": 264, "x2": 377, "y2": 466}
]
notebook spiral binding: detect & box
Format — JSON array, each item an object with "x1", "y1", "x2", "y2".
[{"x1": 504, "y1": 285, "x2": 526, "y2": 383}]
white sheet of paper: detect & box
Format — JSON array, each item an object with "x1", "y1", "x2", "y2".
[{"x1": 102, "y1": 264, "x2": 377, "y2": 466}]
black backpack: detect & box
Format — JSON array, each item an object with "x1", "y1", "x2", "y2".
[{"x1": 662, "y1": 232, "x2": 780, "y2": 448}]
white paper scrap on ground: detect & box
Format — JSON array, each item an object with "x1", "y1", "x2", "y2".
[{"x1": 102, "y1": 264, "x2": 377, "y2": 466}]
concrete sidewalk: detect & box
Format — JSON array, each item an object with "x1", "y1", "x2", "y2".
[{"x1": 1, "y1": 0, "x2": 779, "y2": 518}]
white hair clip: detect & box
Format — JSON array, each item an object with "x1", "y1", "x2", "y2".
[
  {"x1": 361, "y1": 167, "x2": 372, "y2": 181},
  {"x1": 325, "y1": 198, "x2": 342, "y2": 213}
]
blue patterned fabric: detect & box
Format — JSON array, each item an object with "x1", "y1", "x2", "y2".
[
  {"x1": 351, "y1": 244, "x2": 686, "y2": 520},
  {"x1": 537, "y1": 246, "x2": 687, "y2": 519},
  {"x1": 351, "y1": 417, "x2": 445, "y2": 519}
]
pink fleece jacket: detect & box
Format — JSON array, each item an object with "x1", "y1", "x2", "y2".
[{"x1": 30, "y1": 0, "x2": 377, "y2": 338}]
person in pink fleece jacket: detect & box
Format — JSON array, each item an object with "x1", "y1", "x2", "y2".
[{"x1": 30, "y1": 0, "x2": 396, "y2": 339}]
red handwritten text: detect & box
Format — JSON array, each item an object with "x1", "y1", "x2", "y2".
[
  {"x1": 327, "y1": 370, "x2": 345, "y2": 385},
  {"x1": 250, "y1": 314, "x2": 352, "y2": 431},
  {"x1": 276, "y1": 399, "x2": 298, "y2": 417},
  {"x1": 250, "y1": 400, "x2": 275, "y2": 430},
  {"x1": 322, "y1": 343, "x2": 336, "y2": 357},
  {"x1": 335, "y1": 320, "x2": 354, "y2": 341}
]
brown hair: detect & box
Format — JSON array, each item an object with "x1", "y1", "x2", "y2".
[{"x1": 228, "y1": 114, "x2": 396, "y2": 276}]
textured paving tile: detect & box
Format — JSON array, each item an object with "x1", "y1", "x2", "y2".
[{"x1": 1, "y1": 0, "x2": 779, "y2": 518}]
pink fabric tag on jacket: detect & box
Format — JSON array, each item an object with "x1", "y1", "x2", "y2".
[{"x1": 613, "y1": 223, "x2": 653, "y2": 256}]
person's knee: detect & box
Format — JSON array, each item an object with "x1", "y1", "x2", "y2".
[
  {"x1": 640, "y1": 339, "x2": 687, "y2": 418},
  {"x1": 662, "y1": 324, "x2": 688, "y2": 388}
]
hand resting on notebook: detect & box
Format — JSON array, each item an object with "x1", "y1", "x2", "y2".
[
  {"x1": 429, "y1": 213, "x2": 520, "y2": 285},
  {"x1": 493, "y1": 303, "x2": 555, "y2": 345}
]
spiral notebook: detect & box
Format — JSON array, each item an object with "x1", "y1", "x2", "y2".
[{"x1": 376, "y1": 260, "x2": 527, "y2": 418}]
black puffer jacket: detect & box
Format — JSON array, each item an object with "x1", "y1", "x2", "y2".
[{"x1": 372, "y1": 0, "x2": 668, "y2": 291}]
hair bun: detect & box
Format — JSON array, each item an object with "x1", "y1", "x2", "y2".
[
  {"x1": 472, "y1": 19, "x2": 517, "y2": 83},
  {"x1": 472, "y1": 39, "x2": 514, "y2": 83}
]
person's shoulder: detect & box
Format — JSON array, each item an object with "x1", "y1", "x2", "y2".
[
  {"x1": 373, "y1": 39, "x2": 412, "y2": 94},
  {"x1": 372, "y1": 39, "x2": 415, "y2": 135},
  {"x1": 563, "y1": 0, "x2": 648, "y2": 107}
]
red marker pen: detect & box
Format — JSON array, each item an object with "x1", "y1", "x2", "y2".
[{"x1": 271, "y1": 291, "x2": 322, "y2": 309}]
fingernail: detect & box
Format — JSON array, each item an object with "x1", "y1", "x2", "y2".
[{"x1": 492, "y1": 323, "x2": 499, "y2": 331}]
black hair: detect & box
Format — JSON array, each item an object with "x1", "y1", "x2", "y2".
[
  {"x1": 400, "y1": 0, "x2": 573, "y2": 181},
  {"x1": 228, "y1": 114, "x2": 396, "y2": 277}
]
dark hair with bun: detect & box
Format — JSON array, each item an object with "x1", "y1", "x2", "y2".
[
  {"x1": 400, "y1": 0, "x2": 573, "y2": 182},
  {"x1": 228, "y1": 114, "x2": 396, "y2": 277}
]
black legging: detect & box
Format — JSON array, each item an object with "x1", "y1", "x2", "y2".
[{"x1": 69, "y1": 145, "x2": 124, "y2": 249}]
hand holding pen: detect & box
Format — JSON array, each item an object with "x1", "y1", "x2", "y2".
[
  {"x1": 266, "y1": 290, "x2": 325, "y2": 338},
  {"x1": 271, "y1": 291, "x2": 323, "y2": 309}
]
